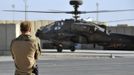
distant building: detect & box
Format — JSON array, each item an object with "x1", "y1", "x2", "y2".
[
  {"x1": 107, "y1": 24, "x2": 134, "y2": 36},
  {"x1": 0, "y1": 20, "x2": 54, "y2": 55},
  {"x1": 0, "y1": 23, "x2": 20, "y2": 55}
]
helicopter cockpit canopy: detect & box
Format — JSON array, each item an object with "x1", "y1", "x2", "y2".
[{"x1": 41, "y1": 21, "x2": 64, "y2": 32}]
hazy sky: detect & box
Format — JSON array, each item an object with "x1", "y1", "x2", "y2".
[{"x1": 0, "y1": 0, "x2": 134, "y2": 26}]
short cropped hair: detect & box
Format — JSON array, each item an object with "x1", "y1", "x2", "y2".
[{"x1": 20, "y1": 21, "x2": 32, "y2": 32}]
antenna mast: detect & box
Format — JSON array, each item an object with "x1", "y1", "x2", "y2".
[{"x1": 96, "y1": 2, "x2": 99, "y2": 23}]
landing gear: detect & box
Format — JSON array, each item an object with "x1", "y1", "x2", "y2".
[
  {"x1": 56, "y1": 44, "x2": 63, "y2": 52},
  {"x1": 70, "y1": 46, "x2": 75, "y2": 52},
  {"x1": 56, "y1": 43, "x2": 76, "y2": 52}
]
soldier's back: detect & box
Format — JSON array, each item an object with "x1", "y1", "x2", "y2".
[{"x1": 11, "y1": 34, "x2": 38, "y2": 74}]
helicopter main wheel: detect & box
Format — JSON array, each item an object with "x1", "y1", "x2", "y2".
[
  {"x1": 56, "y1": 44, "x2": 63, "y2": 52},
  {"x1": 70, "y1": 46, "x2": 75, "y2": 52},
  {"x1": 57, "y1": 48, "x2": 63, "y2": 52}
]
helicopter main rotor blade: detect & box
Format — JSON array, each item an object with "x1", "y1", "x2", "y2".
[
  {"x1": 3, "y1": 10, "x2": 73, "y2": 14},
  {"x1": 3, "y1": 9, "x2": 134, "y2": 14},
  {"x1": 80, "y1": 9, "x2": 134, "y2": 14}
]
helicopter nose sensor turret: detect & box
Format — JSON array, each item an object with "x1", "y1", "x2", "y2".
[{"x1": 70, "y1": 0, "x2": 83, "y2": 5}]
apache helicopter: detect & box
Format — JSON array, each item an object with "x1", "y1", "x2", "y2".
[
  {"x1": 4, "y1": 0, "x2": 134, "y2": 52},
  {"x1": 35, "y1": 0, "x2": 134, "y2": 52}
]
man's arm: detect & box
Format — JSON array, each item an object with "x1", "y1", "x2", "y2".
[
  {"x1": 34, "y1": 39, "x2": 41, "y2": 60},
  {"x1": 38, "y1": 42, "x2": 41, "y2": 54}
]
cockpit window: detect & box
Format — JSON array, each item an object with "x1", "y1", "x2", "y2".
[
  {"x1": 54, "y1": 26, "x2": 61, "y2": 30},
  {"x1": 54, "y1": 21, "x2": 64, "y2": 30},
  {"x1": 42, "y1": 21, "x2": 64, "y2": 32},
  {"x1": 61, "y1": 21, "x2": 64, "y2": 26}
]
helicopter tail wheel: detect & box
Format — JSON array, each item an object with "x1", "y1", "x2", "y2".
[{"x1": 57, "y1": 44, "x2": 63, "y2": 52}]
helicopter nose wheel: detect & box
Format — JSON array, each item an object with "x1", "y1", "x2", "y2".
[{"x1": 56, "y1": 44, "x2": 63, "y2": 52}]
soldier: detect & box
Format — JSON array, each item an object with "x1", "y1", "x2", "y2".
[{"x1": 10, "y1": 21, "x2": 41, "y2": 75}]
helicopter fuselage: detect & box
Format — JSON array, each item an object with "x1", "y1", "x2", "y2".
[{"x1": 36, "y1": 19, "x2": 134, "y2": 52}]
